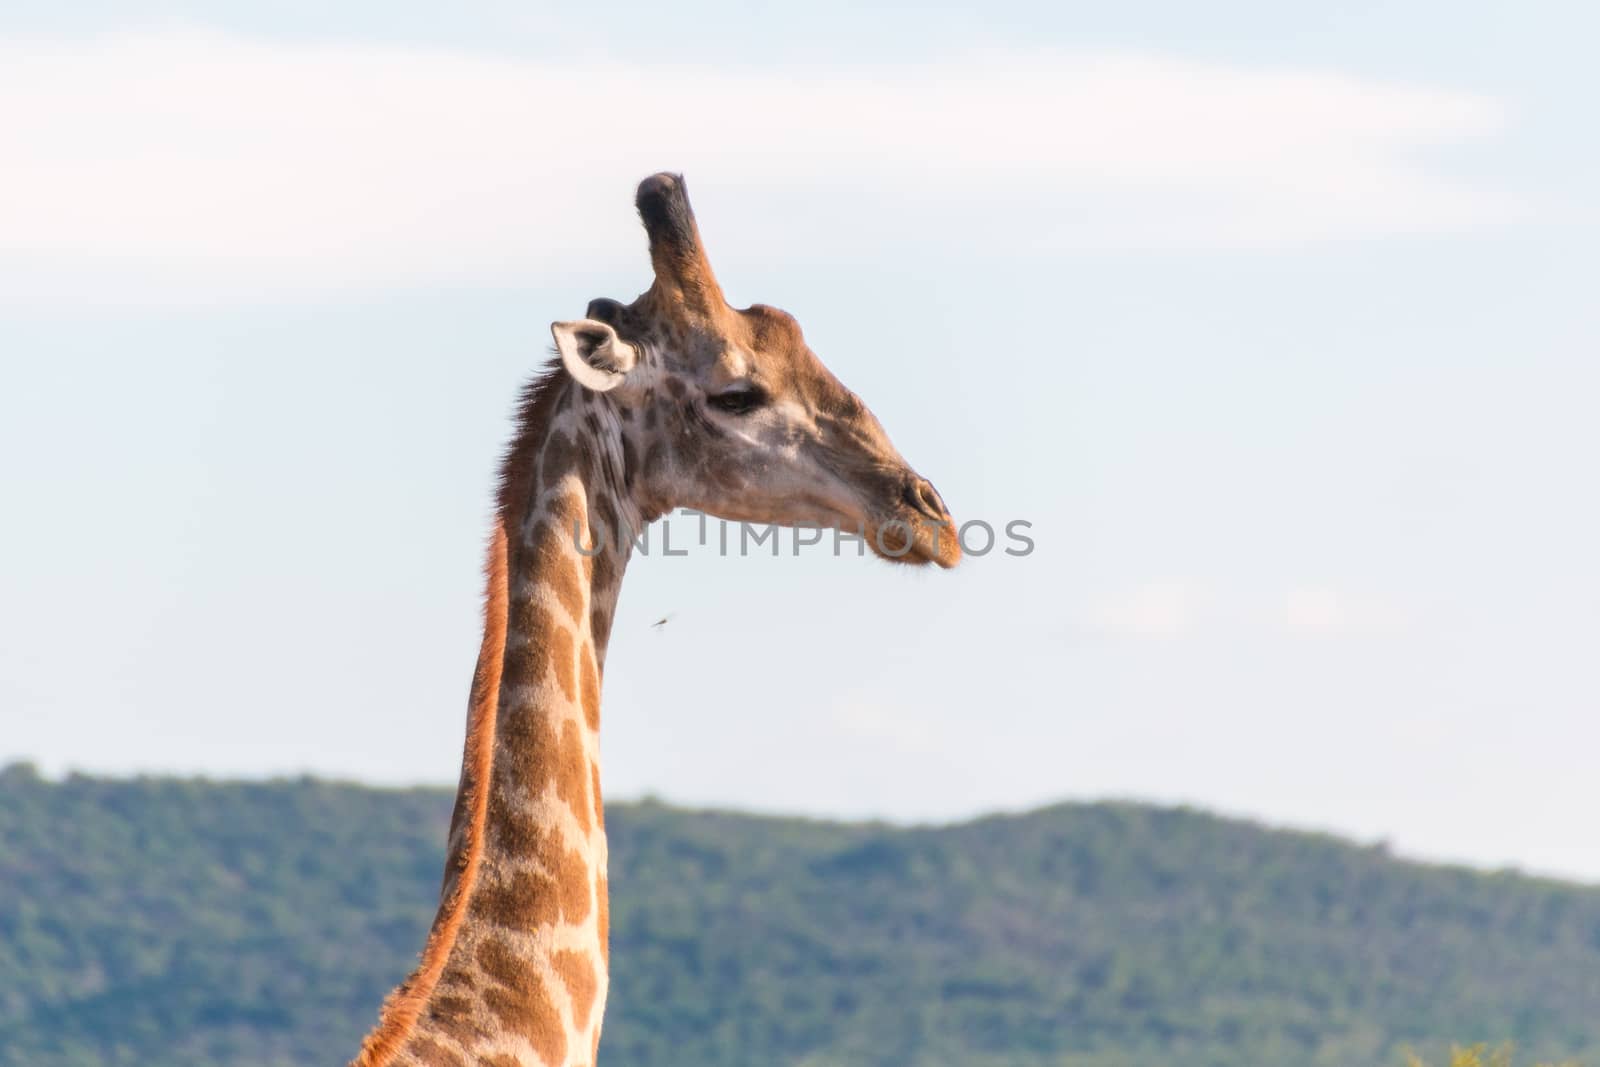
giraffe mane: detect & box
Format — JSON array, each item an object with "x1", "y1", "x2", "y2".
[{"x1": 350, "y1": 362, "x2": 570, "y2": 1067}]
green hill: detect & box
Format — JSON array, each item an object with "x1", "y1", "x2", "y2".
[{"x1": 1, "y1": 763, "x2": 1596, "y2": 1066}]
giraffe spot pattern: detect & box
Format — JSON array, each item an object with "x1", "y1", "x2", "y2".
[
  {"x1": 552, "y1": 948, "x2": 600, "y2": 1030},
  {"x1": 546, "y1": 489, "x2": 587, "y2": 539},
  {"x1": 493, "y1": 688, "x2": 560, "y2": 804},
  {"x1": 588, "y1": 606, "x2": 613, "y2": 650},
  {"x1": 579, "y1": 644, "x2": 601, "y2": 731},
  {"x1": 554, "y1": 718, "x2": 593, "y2": 835},
  {"x1": 539, "y1": 431, "x2": 574, "y2": 492},
  {"x1": 476, "y1": 936, "x2": 528, "y2": 988},
  {"x1": 470, "y1": 867, "x2": 562, "y2": 932},
  {"x1": 484, "y1": 976, "x2": 567, "y2": 1067},
  {"x1": 590, "y1": 549, "x2": 617, "y2": 603},
  {"x1": 525, "y1": 520, "x2": 588, "y2": 630},
  {"x1": 421, "y1": 994, "x2": 486, "y2": 1047},
  {"x1": 403, "y1": 1037, "x2": 463, "y2": 1067},
  {"x1": 505, "y1": 598, "x2": 576, "y2": 708},
  {"x1": 641, "y1": 440, "x2": 665, "y2": 485},
  {"x1": 620, "y1": 435, "x2": 637, "y2": 491},
  {"x1": 471, "y1": 828, "x2": 592, "y2": 929},
  {"x1": 486, "y1": 781, "x2": 542, "y2": 850},
  {"x1": 435, "y1": 967, "x2": 475, "y2": 991},
  {"x1": 593, "y1": 496, "x2": 619, "y2": 552},
  {"x1": 502, "y1": 598, "x2": 556, "y2": 695},
  {"x1": 551, "y1": 625, "x2": 577, "y2": 703}
]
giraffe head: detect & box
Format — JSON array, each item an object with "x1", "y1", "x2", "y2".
[{"x1": 551, "y1": 173, "x2": 960, "y2": 568}]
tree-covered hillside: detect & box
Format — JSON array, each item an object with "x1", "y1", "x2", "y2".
[{"x1": 1, "y1": 764, "x2": 1596, "y2": 1066}]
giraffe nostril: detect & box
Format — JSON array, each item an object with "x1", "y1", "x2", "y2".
[{"x1": 904, "y1": 478, "x2": 948, "y2": 521}]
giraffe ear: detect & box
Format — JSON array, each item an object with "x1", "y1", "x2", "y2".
[{"x1": 552, "y1": 319, "x2": 638, "y2": 393}]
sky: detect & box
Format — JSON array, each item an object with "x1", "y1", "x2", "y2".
[{"x1": 2, "y1": 2, "x2": 1598, "y2": 880}]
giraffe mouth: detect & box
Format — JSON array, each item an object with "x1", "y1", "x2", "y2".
[{"x1": 864, "y1": 512, "x2": 962, "y2": 568}]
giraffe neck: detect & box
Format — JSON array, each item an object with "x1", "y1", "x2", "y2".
[{"x1": 355, "y1": 373, "x2": 641, "y2": 1067}]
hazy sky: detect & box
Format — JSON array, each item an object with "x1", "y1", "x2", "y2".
[{"x1": 3, "y1": 3, "x2": 1598, "y2": 880}]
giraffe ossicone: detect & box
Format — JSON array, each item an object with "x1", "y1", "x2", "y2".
[{"x1": 351, "y1": 173, "x2": 959, "y2": 1067}]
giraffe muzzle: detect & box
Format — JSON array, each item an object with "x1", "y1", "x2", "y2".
[
  {"x1": 864, "y1": 473, "x2": 960, "y2": 568},
  {"x1": 903, "y1": 477, "x2": 950, "y2": 523}
]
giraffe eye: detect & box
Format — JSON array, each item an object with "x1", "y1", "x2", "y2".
[{"x1": 707, "y1": 387, "x2": 766, "y2": 415}]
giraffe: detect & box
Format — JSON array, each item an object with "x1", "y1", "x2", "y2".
[{"x1": 351, "y1": 173, "x2": 960, "y2": 1067}]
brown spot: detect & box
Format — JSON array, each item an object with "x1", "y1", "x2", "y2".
[
  {"x1": 554, "y1": 431, "x2": 593, "y2": 487},
  {"x1": 471, "y1": 829, "x2": 592, "y2": 928},
  {"x1": 552, "y1": 948, "x2": 599, "y2": 1029},
  {"x1": 664, "y1": 376, "x2": 685, "y2": 398},
  {"x1": 591, "y1": 549, "x2": 616, "y2": 599},
  {"x1": 483, "y1": 1056, "x2": 521, "y2": 1067},
  {"x1": 579, "y1": 644, "x2": 601, "y2": 731},
  {"x1": 476, "y1": 936, "x2": 527, "y2": 988},
  {"x1": 621, "y1": 435, "x2": 637, "y2": 489},
  {"x1": 596, "y1": 874, "x2": 610, "y2": 962},
  {"x1": 502, "y1": 598, "x2": 553, "y2": 692},
  {"x1": 435, "y1": 967, "x2": 476, "y2": 991},
  {"x1": 590, "y1": 761, "x2": 604, "y2": 829},
  {"x1": 581, "y1": 440, "x2": 599, "y2": 485},
  {"x1": 486, "y1": 799, "x2": 542, "y2": 855},
  {"x1": 555, "y1": 718, "x2": 592, "y2": 834},
  {"x1": 594, "y1": 496, "x2": 619, "y2": 549},
  {"x1": 589, "y1": 607, "x2": 613, "y2": 649},
  {"x1": 493, "y1": 693, "x2": 559, "y2": 802},
  {"x1": 423, "y1": 995, "x2": 486, "y2": 1046},
  {"x1": 405, "y1": 1037, "x2": 463, "y2": 1067},
  {"x1": 675, "y1": 406, "x2": 704, "y2": 463},
  {"x1": 552, "y1": 627, "x2": 577, "y2": 702},
  {"x1": 507, "y1": 591, "x2": 578, "y2": 705},
  {"x1": 470, "y1": 867, "x2": 562, "y2": 931},
  {"x1": 484, "y1": 974, "x2": 567, "y2": 1066},
  {"x1": 547, "y1": 490, "x2": 585, "y2": 535},
  {"x1": 527, "y1": 520, "x2": 587, "y2": 627},
  {"x1": 540, "y1": 431, "x2": 574, "y2": 493},
  {"x1": 557, "y1": 845, "x2": 593, "y2": 923},
  {"x1": 642, "y1": 441, "x2": 665, "y2": 483}
]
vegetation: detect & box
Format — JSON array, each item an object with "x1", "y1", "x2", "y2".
[
  {"x1": 1403, "y1": 1045, "x2": 1578, "y2": 1067},
  {"x1": 1, "y1": 763, "x2": 1597, "y2": 1066}
]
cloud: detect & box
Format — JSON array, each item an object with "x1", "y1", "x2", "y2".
[
  {"x1": 1280, "y1": 585, "x2": 1410, "y2": 635},
  {"x1": 0, "y1": 32, "x2": 1523, "y2": 300},
  {"x1": 1081, "y1": 582, "x2": 1412, "y2": 638},
  {"x1": 1091, "y1": 581, "x2": 1199, "y2": 637}
]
